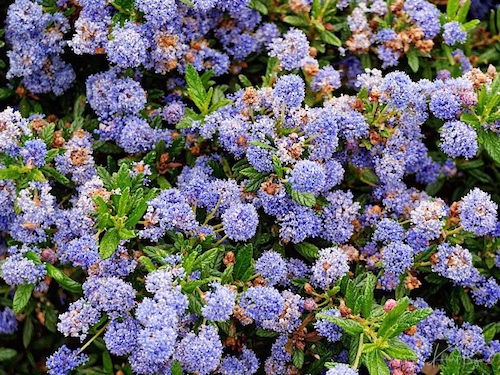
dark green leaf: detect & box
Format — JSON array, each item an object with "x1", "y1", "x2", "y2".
[
  {"x1": 479, "y1": 130, "x2": 500, "y2": 164},
  {"x1": 244, "y1": 177, "x2": 265, "y2": 192},
  {"x1": 0, "y1": 88, "x2": 14, "y2": 100},
  {"x1": 283, "y1": 15, "x2": 309, "y2": 27},
  {"x1": 364, "y1": 350, "x2": 390, "y2": 375},
  {"x1": 407, "y1": 49, "x2": 419, "y2": 73},
  {"x1": 117, "y1": 186, "x2": 131, "y2": 217},
  {"x1": 316, "y1": 314, "x2": 363, "y2": 336},
  {"x1": 23, "y1": 317, "x2": 34, "y2": 348},
  {"x1": 239, "y1": 167, "x2": 266, "y2": 179},
  {"x1": 138, "y1": 256, "x2": 156, "y2": 272},
  {"x1": 183, "y1": 251, "x2": 198, "y2": 277},
  {"x1": 294, "y1": 242, "x2": 319, "y2": 261},
  {"x1": 0, "y1": 348, "x2": 17, "y2": 362},
  {"x1": 441, "y1": 349, "x2": 462, "y2": 375},
  {"x1": 46, "y1": 263, "x2": 82, "y2": 294},
  {"x1": 378, "y1": 297, "x2": 410, "y2": 338},
  {"x1": 192, "y1": 248, "x2": 219, "y2": 271},
  {"x1": 186, "y1": 64, "x2": 207, "y2": 111},
  {"x1": 99, "y1": 228, "x2": 121, "y2": 259},
  {"x1": 13, "y1": 284, "x2": 35, "y2": 313},
  {"x1": 44, "y1": 305, "x2": 57, "y2": 333},
  {"x1": 238, "y1": 75, "x2": 252, "y2": 87},
  {"x1": 292, "y1": 349, "x2": 305, "y2": 369},
  {"x1": 255, "y1": 328, "x2": 279, "y2": 338},
  {"x1": 272, "y1": 154, "x2": 283, "y2": 179},
  {"x1": 181, "y1": 280, "x2": 206, "y2": 294},
  {"x1": 393, "y1": 308, "x2": 433, "y2": 335},
  {"x1": 383, "y1": 338, "x2": 417, "y2": 360},
  {"x1": 38, "y1": 122, "x2": 56, "y2": 147},
  {"x1": 234, "y1": 244, "x2": 253, "y2": 281},
  {"x1": 188, "y1": 293, "x2": 203, "y2": 315},
  {"x1": 102, "y1": 350, "x2": 113, "y2": 375},
  {"x1": 318, "y1": 30, "x2": 342, "y2": 47},
  {"x1": 290, "y1": 188, "x2": 316, "y2": 207},
  {"x1": 492, "y1": 353, "x2": 500, "y2": 375},
  {"x1": 220, "y1": 264, "x2": 233, "y2": 284},
  {"x1": 361, "y1": 273, "x2": 377, "y2": 319},
  {"x1": 40, "y1": 166, "x2": 71, "y2": 185}
]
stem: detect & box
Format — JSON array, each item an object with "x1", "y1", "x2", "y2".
[
  {"x1": 442, "y1": 225, "x2": 463, "y2": 239},
  {"x1": 214, "y1": 234, "x2": 228, "y2": 247},
  {"x1": 352, "y1": 332, "x2": 364, "y2": 369},
  {"x1": 203, "y1": 195, "x2": 224, "y2": 225},
  {"x1": 78, "y1": 321, "x2": 109, "y2": 355}
]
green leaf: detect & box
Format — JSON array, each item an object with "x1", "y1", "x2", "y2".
[
  {"x1": 255, "y1": 328, "x2": 279, "y2": 338},
  {"x1": 183, "y1": 250, "x2": 198, "y2": 277},
  {"x1": 171, "y1": 360, "x2": 183, "y2": 375},
  {"x1": 38, "y1": 122, "x2": 56, "y2": 147},
  {"x1": 457, "y1": 160, "x2": 484, "y2": 170},
  {"x1": 290, "y1": 188, "x2": 316, "y2": 207},
  {"x1": 0, "y1": 348, "x2": 17, "y2": 362},
  {"x1": 316, "y1": 314, "x2": 363, "y2": 336},
  {"x1": 283, "y1": 15, "x2": 309, "y2": 27},
  {"x1": 181, "y1": 280, "x2": 206, "y2": 294},
  {"x1": 118, "y1": 228, "x2": 136, "y2": 240},
  {"x1": 479, "y1": 130, "x2": 500, "y2": 164},
  {"x1": 117, "y1": 186, "x2": 131, "y2": 217},
  {"x1": 272, "y1": 154, "x2": 283, "y2": 179},
  {"x1": 102, "y1": 350, "x2": 113, "y2": 375},
  {"x1": 192, "y1": 247, "x2": 219, "y2": 272},
  {"x1": 492, "y1": 353, "x2": 500, "y2": 375},
  {"x1": 23, "y1": 317, "x2": 34, "y2": 348},
  {"x1": 44, "y1": 305, "x2": 57, "y2": 333},
  {"x1": 188, "y1": 293, "x2": 203, "y2": 315},
  {"x1": 234, "y1": 244, "x2": 253, "y2": 281},
  {"x1": 46, "y1": 263, "x2": 82, "y2": 294},
  {"x1": 292, "y1": 349, "x2": 305, "y2": 369},
  {"x1": 460, "y1": 113, "x2": 480, "y2": 128},
  {"x1": 393, "y1": 308, "x2": 433, "y2": 335},
  {"x1": 378, "y1": 297, "x2": 410, "y2": 338},
  {"x1": 238, "y1": 74, "x2": 252, "y2": 87},
  {"x1": 0, "y1": 88, "x2": 14, "y2": 100},
  {"x1": 364, "y1": 350, "x2": 390, "y2": 375},
  {"x1": 294, "y1": 242, "x2": 319, "y2": 261},
  {"x1": 407, "y1": 49, "x2": 419, "y2": 73},
  {"x1": 244, "y1": 177, "x2": 265, "y2": 192},
  {"x1": 441, "y1": 349, "x2": 462, "y2": 375},
  {"x1": 186, "y1": 64, "x2": 207, "y2": 111},
  {"x1": 40, "y1": 166, "x2": 71, "y2": 185},
  {"x1": 13, "y1": 284, "x2": 35, "y2": 313},
  {"x1": 383, "y1": 338, "x2": 417, "y2": 360},
  {"x1": 239, "y1": 167, "x2": 264, "y2": 179},
  {"x1": 318, "y1": 30, "x2": 342, "y2": 47},
  {"x1": 462, "y1": 19, "x2": 480, "y2": 31},
  {"x1": 447, "y1": 0, "x2": 460, "y2": 19},
  {"x1": 361, "y1": 273, "x2": 377, "y2": 319},
  {"x1": 220, "y1": 264, "x2": 233, "y2": 284},
  {"x1": 0, "y1": 165, "x2": 24, "y2": 180},
  {"x1": 250, "y1": 0, "x2": 268, "y2": 14},
  {"x1": 457, "y1": 0, "x2": 471, "y2": 23},
  {"x1": 99, "y1": 228, "x2": 121, "y2": 259},
  {"x1": 139, "y1": 256, "x2": 156, "y2": 272}
]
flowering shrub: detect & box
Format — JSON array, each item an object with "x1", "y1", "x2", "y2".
[{"x1": 0, "y1": 0, "x2": 500, "y2": 374}]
